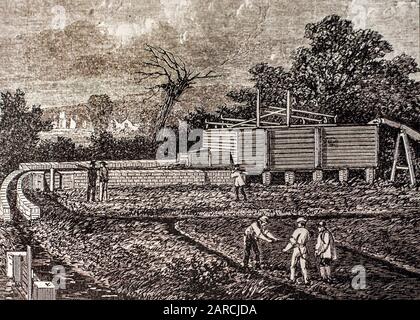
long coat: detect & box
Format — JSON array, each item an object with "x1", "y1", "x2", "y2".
[{"x1": 315, "y1": 229, "x2": 337, "y2": 260}]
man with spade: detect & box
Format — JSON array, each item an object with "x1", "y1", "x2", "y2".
[
  {"x1": 283, "y1": 217, "x2": 311, "y2": 285},
  {"x1": 243, "y1": 215, "x2": 279, "y2": 271}
]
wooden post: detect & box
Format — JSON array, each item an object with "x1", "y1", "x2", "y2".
[
  {"x1": 262, "y1": 171, "x2": 272, "y2": 185},
  {"x1": 27, "y1": 245, "x2": 32, "y2": 301},
  {"x1": 313, "y1": 170, "x2": 323, "y2": 182},
  {"x1": 390, "y1": 132, "x2": 401, "y2": 182},
  {"x1": 365, "y1": 168, "x2": 375, "y2": 184},
  {"x1": 339, "y1": 169, "x2": 349, "y2": 183},
  {"x1": 256, "y1": 89, "x2": 260, "y2": 128},
  {"x1": 314, "y1": 127, "x2": 322, "y2": 168},
  {"x1": 286, "y1": 90, "x2": 291, "y2": 127},
  {"x1": 49, "y1": 167, "x2": 54, "y2": 192},
  {"x1": 401, "y1": 131, "x2": 416, "y2": 186},
  {"x1": 285, "y1": 171, "x2": 295, "y2": 185}
]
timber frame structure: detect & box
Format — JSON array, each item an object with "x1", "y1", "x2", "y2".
[
  {"x1": 369, "y1": 118, "x2": 419, "y2": 186},
  {"x1": 205, "y1": 90, "x2": 338, "y2": 129}
]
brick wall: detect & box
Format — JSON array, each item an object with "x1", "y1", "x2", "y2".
[
  {"x1": 16, "y1": 173, "x2": 41, "y2": 221},
  {"x1": 0, "y1": 170, "x2": 24, "y2": 222},
  {"x1": 19, "y1": 159, "x2": 177, "y2": 171},
  {"x1": 49, "y1": 170, "x2": 232, "y2": 190},
  {"x1": 204, "y1": 171, "x2": 232, "y2": 184}
]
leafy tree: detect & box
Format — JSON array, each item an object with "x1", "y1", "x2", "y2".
[
  {"x1": 86, "y1": 94, "x2": 114, "y2": 133},
  {"x1": 90, "y1": 131, "x2": 117, "y2": 160},
  {"x1": 35, "y1": 137, "x2": 78, "y2": 162},
  {"x1": 290, "y1": 15, "x2": 420, "y2": 127},
  {"x1": 227, "y1": 63, "x2": 291, "y2": 108},
  {"x1": 184, "y1": 106, "x2": 221, "y2": 129},
  {"x1": 0, "y1": 89, "x2": 51, "y2": 176}
]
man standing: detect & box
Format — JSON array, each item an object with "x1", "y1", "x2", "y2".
[
  {"x1": 99, "y1": 161, "x2": 109, "y2": 202},
  {"x1": 243, "y1": 215, "x2": 279, "y2": 271},
  {"x1": 315, "y1": 221, "x2": 337, "y2": 283},
  {"x1": 283, "y1": 217, "x2": 310, "y2": 285},
  {"x1": 77, "y1": 160, "x2": 98, "y2": 202},
  {"x1": 231, "y1": 164, "x2": 247, "y2": 201}
]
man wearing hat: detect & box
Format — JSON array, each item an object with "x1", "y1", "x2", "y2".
[
  {"x1": 243, "y1": 215, "x2": 279, "y2": 271},
  {"x1": 315, "y1": 221, "x2": 337, "y2": 282},
  {"x1": 231, "y1": 164, "x2": 247, "y2": 201},
  {"x1": 283, "y1": 217, "x2": 310, "y2": 284},
  {"x1": 99, "y1": 161, "x2": 109, "y2": 202},
  {"x1": 77, "y1": 160, "x2": 99, "y2": 202}
]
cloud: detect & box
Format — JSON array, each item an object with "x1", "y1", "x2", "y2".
[
  {"x1": 160, "y1": 0, "x2": 193, "y2": 28},
  {"x1": 23, "y1": 20, "x2": 117, "y2": 80},
  {"x1": 236, "y1": 0, "x2": 254, "y2": 16},
  {"x1": 179, "y1": 31, "x2": 188, "y2": 44},
  {"x1": 50, "y1": 5, "x2": 67, "y2": 30},
  {"x1": 100, "y1": 18, "x2": 157, "y2": 47}
]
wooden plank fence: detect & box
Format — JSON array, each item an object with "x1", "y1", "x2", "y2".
[{"x1": 6, "y1": 246, "x2": 56, "y2": 300}]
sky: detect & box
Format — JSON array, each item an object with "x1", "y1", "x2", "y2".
[{"x1": 0, "y1": 0, "x2": 419, "y2": 112}]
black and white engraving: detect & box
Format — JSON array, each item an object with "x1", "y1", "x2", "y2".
[{"x1": 0, "y1": 0, "x2": 419, "y2": 301}]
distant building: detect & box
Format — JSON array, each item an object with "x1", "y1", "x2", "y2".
[
  {"x1": 40, "y1": 107, "x2": 142, "y2": 146},
  {"x1": 69, "y1": 117, "x2": 77, "y2": 129},
  {"x1": 58, "y1": 111, "x2": 67, "y2": 129},
  {"x1": 108, "y1": 119, "x2": 140, "y2": 133}
]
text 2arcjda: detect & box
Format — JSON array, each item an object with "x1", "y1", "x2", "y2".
[{"x1": 163, "y1": 304, "x2": 257, "y2": 318}]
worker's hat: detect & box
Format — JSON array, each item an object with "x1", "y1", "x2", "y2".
[
  {"x1": 259, "y1": 215, "x2": 270, "y2": 223},
  {"x1": 296, "y1": 217, "x2": 307, "y2": 224}
]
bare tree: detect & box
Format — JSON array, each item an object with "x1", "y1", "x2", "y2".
[{"x1": 137, "y1": 45, "x2": 219, "y2": 139}]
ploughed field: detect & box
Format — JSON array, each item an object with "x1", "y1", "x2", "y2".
[
  {"x1": 25, "y1": 192, "x2": 315, "y2": 300},
  {"x1": 177, "y1": 217, "x2": 420, "y2": 299},
  {"x1": 21, "y1": 182, "x2": 420, "y2": 299},
  {"x1": 56, "y1": 182, "x2": 419, "y2": 217}
]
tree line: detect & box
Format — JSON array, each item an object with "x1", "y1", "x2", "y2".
[
  {"x1": 0, "y1": 90, "x2": 158, "y2": 180},
  {"x1": 186, "y1": 15, "x2": 419, "y2": 130}
]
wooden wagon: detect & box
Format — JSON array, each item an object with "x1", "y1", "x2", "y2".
[
  {"x1": 198, "y1": 125, "x2": 378, "y2": 184},
  {"x1": 189, "y1": 91, "x2": 379, "y2": 184}
]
